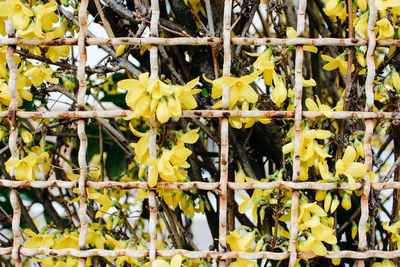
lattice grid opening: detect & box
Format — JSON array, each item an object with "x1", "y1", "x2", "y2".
[{"x1": 0, "y1": 0, "x2": 399, "y2": 266}]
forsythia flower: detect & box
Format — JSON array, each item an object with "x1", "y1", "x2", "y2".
[
  {"x1": 356, "y1": 0, "x2": 367, "y2": 11},
  {"x1": 152, "y1": 254, "x2": 183, "y2": 267},
  {"x1": 5, "y1": 153, "x2": 41, "y2": 181},
  {"x1": 0, "y1": 0, "x2": 33, "y2": 30},
  {"x1": 246, "y1": 49, "x2": 276, "y2": 85},
  {"x1": 305, "y1": 95, "x2": 334, "y2": 117},
  {"x1": 376, "y1": 18, "x2": 394, "y2": 39},
  {"x1": 0, "y1": 79, "x2": 32, "y2": 107},
  {"x1": 391, "y1": 68, "x2": 400, "y2": 91},
  {"x1": 24, "y1": 65, "x2": 59, "y2": 87},
  {"x1": 226, "y1": 229, "x2": 255, "y2": 252},
  {"x1": 131, "y1": 127, "x2": 199, "y2": 187},
  {"x1": 375, "y1": 0, "x2": 400, "y2": 11},
  {"x1": 286, "y1": 27, "x2": 318, "y2": 53},
  {"x1": 321, "y1": 53, "x2": 353, "y2": 75},
  {"x1": 32, "y1": 0, "x2": 58, "y2": 37},
  {"x1": 372, "y1": 259, "x2": 396, "y2": 267},
  {"x1": 23, "y1": 229, "x2": 54, "y2": 248},
  {"x1": 323, "y1": 0, "x2": 347, "y2": 22},
  {"x1": 297, "y1": 202, "x2": 337, "y2": 256},
  {"x1": 355, "y1": 16, "x2": 368, "y2": 37},
  {"x1": 210, "y1": 70, "x2": 262, "y2": 109},
  {"x1": 118, "y1": 73, "x2": 200, "y2": 123},
  {"x1": 88, "y1": 190, "x2": 115, "y2": 218},
  {"x1": 382, "y1": 220, "x2": 400, "y2": 249},
  {"x1": 335, "y1": 146, "x2": 367, "y2": 190},
  {"x1": 271, "y1": 72, "x2": 287, "y2": 108}
]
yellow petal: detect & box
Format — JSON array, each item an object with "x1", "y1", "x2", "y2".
[
  {"x1": 303, "y1": 78, "x2": 316, "y2": 87},
  {"x1": 305, "y1": 98, "x2": 319, "y2": 111},
  {"x1": 170, "y1": 254, "x2": 182, "y2": 267},
  {"x1": 271, "y1": 76, "x2": 287, "y2": 107},
  {"x1": 115, "y1": 45, "x2": 127, "y2": 57},
  {"x1": 286, "y1": 27, "x2": 297, "y2": 38},
  {"x1": 148, "y1": 165, "x2": 158, "y2": 187},
  {"x1": 324, "y1": 192, "x2": 332, "y2": 213},
  {"x1": 181, "y1": 128, "x2": 200, "y2": 144},
  {"x1": 304, "y1": 45, "x2": 318, "y2": 53},
  {"x1": 342, "y1": 146, "x2": 357, "y2": 168},
  {"x1": 152, "y1": 260, "x2": 170, "y2": 267},
  {"x1": 346, "y1": 162, "x2": 367, "y2": 178},
  {"x1": 330, "y1": 195, "x2": 339, "y2": 213},
  {"x1": 156, "y1": 100, "x2": 170, "y2": 123}
]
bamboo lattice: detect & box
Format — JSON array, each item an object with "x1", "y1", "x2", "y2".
[{"x1": 0, "y1": 0, "x2": 399, "y2": 266}]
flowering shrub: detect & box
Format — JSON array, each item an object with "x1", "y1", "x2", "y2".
[{"x1": 0, "y1": 0, "x2": 399, "y2": 266}]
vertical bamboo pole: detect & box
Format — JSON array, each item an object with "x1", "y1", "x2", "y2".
[
  {"x1": 6, "y1": 15, "x2": 22, "y2": 267},
  {"x1": 219, "y1": 0, "x2": 232, "y2": 266},
  {"x1": 289, "y1": 0, "x2": 307, "y2": 266},
  {"x1": 149, "y1": 0, "x2": 160, "y2": 262},
  {"x1": 77, "y1": 0, "x2": 89, "y2": 266},
  {"x1": 357, "y1": 0, "x2": 376, "y2": 266}
]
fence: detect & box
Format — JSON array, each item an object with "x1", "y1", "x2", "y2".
[{"x1": 0, "y1": 0, "x2": 399, "y2": 266}]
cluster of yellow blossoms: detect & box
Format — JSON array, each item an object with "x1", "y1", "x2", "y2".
[
  {"x1": 130, "y1": 125, "x2": 199, "y2": 187},
  {"x1": 118, "y1": 73, "x2": 200, "y2": 123}
]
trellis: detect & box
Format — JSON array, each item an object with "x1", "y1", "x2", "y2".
[{"x1": 0, "y1": 0, "x2": 399, "y2": 266}]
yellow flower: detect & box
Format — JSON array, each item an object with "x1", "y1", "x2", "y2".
[
  {"x1": 303, "y1": 78, "x2": 316, "y2": 87},
  {"x1": 86, "y1": 228, "x2": 107, "y2": 249},
  {"x1": 5, "y1": 153, "x2": 41, "y2": 180},
  {"x1": 341, "y1": 191, "x2": 352, "y2": 210},
  {"x1": 323, "y1": 0, "x2": 347, "y2": 22},
  {"x1": 332, "y1": 244, "x2": 341, "y2": 265},
  {"x1": 238, "y1": 189, "x2": 263, "y2": 222},
  {"x1": 356, "y1": 16, "x2": 368, "y2": 37},
  {"x1": 226, "y1": 229, "x2": 255, "y2": 252},
  {"x1": 229, "y1": 259, "x2": 258, "y2": 267},
  {"x1": 32, "y1": 0, "x2": 58, "y2": 37},
  {"x1": 356, "y1": 50, "x2": 366, "y2": 67},
  {"x1": 24, "y1": 66, "x2": 59, "y2": 87},
  {"x1": 305, "y1": 95, "x2": 334, "y2": 117},
  {"x1": 119, "y1": 73, "x2": 149, "y2": 108},
  {"x1": 45, "y1": 26, "x2": 70, "y2": 63},
  {"x1": 376, "y1": 18, "x2": 394, "y2": 39},
  {"x1": 23, "y1": 229, "x2": 54, "y2": 248},
  {"x1": 88, "y1": 190, "x2": 115, "y2": 218},
  {"x1": 0, "y1": 79, "x2": 32, "y2": 107},
  {"x1": 115, "y1": 45, "x2": 126, "y2": 57},
  {"x1": 335, "y1": 146, "x2": 367, "y2": 190},
  {"x1": 286, "y1": 27, "x2": 318, "y2": 53},
  {"x1": 0, "y1": 0, "x2": 33, "y2": 30},
  {"x1": 21, "y1": 130, "x2": 33, "y2": 144},
  {"x1": 376, "y1": 0, "x2": 400, "y2": 11},
  {"x1": 184, "y1": 0, "x2": 205, "y2": 15},
  {"x1": 53, "y1": 232, "x2": 80, "y2": 250},
  {"x1": 321, "y1": 53, "x2": 352, "y2": 75},
  {"x1": 152, "y1": 254, "x2": 183, "y2": 267},
  {"x1": 271, "y1": 72, "x2": 287, "y2": 108},
  {"x1": 356, "y1": 0, "x2": 367, "y2": 11},
  {"x1": 246, "y1": 50, "x2": 276, "y2": 85},
  {"x1": 297, "y1": 202, "x2": 337, "y2": 256},
  {"x1": 220, "y1": 70, "x2": 262, "y2": 108},
  {"x1": 391, "y1": 68, "x2": 400, "y2": 91},
  {"x1": 372, "y1": 259, "x2": 396, "y2": 267},
  {"x1": 383, "y1": 220, "x2": 400, "y2": 249},
  {"x1": 173, "y1": 77, "x2": 201, "y2": 109}
]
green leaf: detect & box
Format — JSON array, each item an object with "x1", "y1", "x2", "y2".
[{"x1": 201, "y1": 87, "x2": 209, "y2": 97}]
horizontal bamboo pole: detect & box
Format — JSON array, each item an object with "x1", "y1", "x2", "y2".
[
  {"x1": 0, "y1": 180, "x2": 398, "y2": 191},
  {"x1": 0, "y1": 247, "x2": 400, "y2": 260},
  {"x1": 3, "y1": 110, "x2": 400, "y2": 119},
  {"x1": 2, "y1": 37, "x2": 400, "y2": 47}
]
